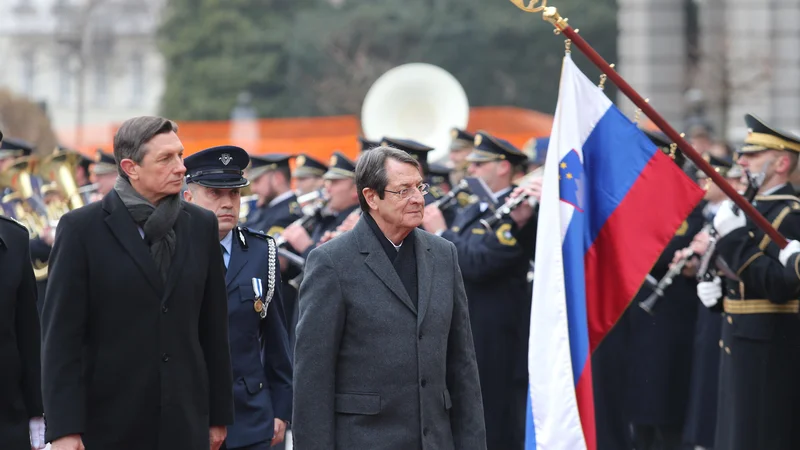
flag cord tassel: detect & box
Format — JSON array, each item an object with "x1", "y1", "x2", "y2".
[{"x1": 509, "y1": 0, "x2": 787, "y2": 248}]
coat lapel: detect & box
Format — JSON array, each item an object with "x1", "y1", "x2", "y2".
[
  {"x1": 225, "y1": 233, "x2": 248, "y2": 287},
  {"x1": 356, "y1": 219, "x2": 417, "y2": 315},
  {"x1": 103, "y1": 191, "x2": 164, "y2": 294},
  {"x1": 163, "y1": 207, "x2": 190, "y2": 302},
  {"x1": 414, "y1": 230, "x2": 434, "y2": 327}
]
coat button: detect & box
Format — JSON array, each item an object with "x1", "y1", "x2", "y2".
[
  {"x1": 162, "y1": 305, "x2": 169, "y2": 313},
  {"x1": 725, "y1": 347, "x2": 731, "y2": 355},
  {"x1": 718, "y1": 339, "x2": 723, "y2": 348},
  {"x1": 727, "y1": 316, "x2": 733, "y2": 324},
  {"x1": 259, "y1": 382, "x2": 263, "y2": 389},
  {"x1": 162, "y1": 353, "x2": 170, "y2": 362},
  {"x1": 418, "y1": 332, "x2": 423, "y2": 340},
  {"x1": 421, "y1": 379, "x2": 427, "y2": 387}
]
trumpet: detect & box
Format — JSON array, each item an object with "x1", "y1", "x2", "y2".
[{"x1": 480, "y1": 167, "x2": 543, "y2": 231}]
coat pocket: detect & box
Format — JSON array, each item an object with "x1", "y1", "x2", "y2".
[
  {"x1": 239, "y1": 282, "x2": 256, "y2": 302},
  {"x1": 334, "y1": 393, "x2": 381, "y2": 415},
  {"x1": 243, "y1": 375, "x2": 266, "y2": 395},
  {"x1": 443, "y1": 389, "x2": 452, "y2": 410}
]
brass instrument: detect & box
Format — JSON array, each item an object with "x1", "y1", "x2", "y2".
[
  {"x1": 0, "y1": 156, "x2": 48, "y2": 238},
  {"x1": 480, "y1": 167, "x2": 543, "y2": 231},
  {"x1": 431, "y1": 178, "x2": 470, "y2": 212},
  {"x1": 239, "y1": 194, "x2": 259, "y2": 223}
]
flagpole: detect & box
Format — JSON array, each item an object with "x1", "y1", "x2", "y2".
[{"x1": 509, "y1": 1, "x2": 787, "y2": 248}]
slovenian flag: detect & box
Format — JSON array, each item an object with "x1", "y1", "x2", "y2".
[{"x1": 525, "y1": 55, "x2": 704, "y2": 449}]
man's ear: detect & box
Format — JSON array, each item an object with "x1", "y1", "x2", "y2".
[
  {"x1": 363, "y1": 187, "x2": 379, "y2": 210},
  {"x1": 183, "y1": 188, "x2": 193, "y2": 203},
  {"x1": 119, "y1": 159, "x2": 139, "y2": 181}
]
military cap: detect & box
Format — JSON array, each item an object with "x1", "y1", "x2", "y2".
[
  {"x1": 427, "y1": 163, "x2": 452, "y2": 186},
  {"x1": 696, "y1": 153, "x2": 735, "y2": 179},
  {"x1": 467, "y1": 131, "x2": 527, "y2": 166},
  {"x1": 381, "y1": 137, "x2": 434, "y2": 169},
  {"x1": 323, "y1": 151, "x2": 356, "y2": 180},
  {"x1": 522, "y1": 136, "x2": 549, "y2": 166},
  {"x1": 740, "y1": 113, "x2": 800, "y2": 154},
  {"x1": 450, "y1": 128, "x2": 475, "y2": 151},
  {"x1": 247, "y1": 153, "x2": 291, "y2": 180},
  {"x1": 92, "y1": 149, "x2": 117, "y2": 175},
  {"x1": 293, "y1": 153, "x2": 327, "y2": 179},
  {"x1": 0, "y1": 137, "x2": 34, "y2": 160},
  {"x1": 184, "y1": 145, "x2": 250, "y2": 188},
  {"x1": 358, "y1": 137, "x2": 381, "y2": 153}
]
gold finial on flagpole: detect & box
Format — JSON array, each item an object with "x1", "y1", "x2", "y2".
[
  {"x1": 508, "y1": 0, "x2": 548, "y2": 13},
  {"x1": 634, "y1": 98, "x2": 650, "y2": 124},
  {"x1": 598, "y1": 63, "x2": 615, "y2": 90},
  {"x1": 565, "y1": 39, "x2": 572, "y2": 54}
]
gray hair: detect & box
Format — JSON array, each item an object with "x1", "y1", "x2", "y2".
[
  {"x1": 355, "y1": 145, "x2": 421, "y2": 211},
  {"x1": 113, "y1": 116, "x2": 178, "y2": 179}
]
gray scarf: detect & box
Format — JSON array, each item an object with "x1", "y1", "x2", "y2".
[{"x1": 114, "y1": 177, "x2": 181, "y2": 281}]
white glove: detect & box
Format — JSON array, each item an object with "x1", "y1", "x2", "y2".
[
  {"x1": 713, "y1": 200, "x2": 746, "y2": 238},
  {"x1": 697, "y1": 276, "x2": 722, "y2": 308},
  {"x1": 29, "y1": 416, "x2": 46, "y2": 449},
  {"x1": 779, "y1": 239, "x2": 800, "y2": 266}
]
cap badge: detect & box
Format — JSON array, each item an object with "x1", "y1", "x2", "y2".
[
  {"x1": 296, "y1": 155, "x2": 306, "y2": 166},
  {"x1": 330, "y1": 155, "x2": 338, "y2": 166},
  {"x1": 219, "y1": 153, "x2": 232, "y2": 166},
  {"x1": 475, "y1": 134, "x2": 483, "y2": 146}
]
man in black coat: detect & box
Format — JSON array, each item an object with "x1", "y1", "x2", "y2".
[
  {"x1": 0, "y1": 156, "x2": 46, "y2": 449},
  {"x1": 41, "y1": 116, "x2": 234, "y2": 450}
]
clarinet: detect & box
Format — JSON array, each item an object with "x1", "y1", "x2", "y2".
[
  {"x1": 431, "y1": 179, "x2": 470, "y2": 212},
  {"x1": 480, "y1": 167, "x2": 543, "y2": 231},
  {"x1": 272, "y1": 197, "x2": 328, "y2": 248}
]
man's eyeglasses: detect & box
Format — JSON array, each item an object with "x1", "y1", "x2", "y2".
[{"x1": 384, "y1": 183, "x2": 430, "y2": 199}]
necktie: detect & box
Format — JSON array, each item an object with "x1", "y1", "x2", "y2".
[{"x1": 220, "y1": 244, "x2": 228, "y2": 275}]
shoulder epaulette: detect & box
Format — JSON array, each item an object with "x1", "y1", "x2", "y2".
[
  {"x1": 756, "y1": 195, "x2": 800, "y2": 211},
  {"x1": 0, "y1": 214, "x2": 28, "y2": 232},
  {"x1": 239, "y1": 226, "x2": 273, "y2": 241}
]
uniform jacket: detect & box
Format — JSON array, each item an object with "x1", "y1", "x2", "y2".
[
  {"x1": 713, "y1": 184, "x2": 800, "y2": 450},
  {"x1": 0, "y1": 216, "x2": 42, "y2": 449},
  {"x1": 244, "y1": 194, "x2": 301, "y2": 237},
  {"x1": 224, "y1": 227, "x2": 293, "y2": 448},
  {"x1": 41, "y1": 190, "x2": 234, "y2": 449},
  {"x1": 292, "y1": 217, "x2": 486, "y2": 450}
]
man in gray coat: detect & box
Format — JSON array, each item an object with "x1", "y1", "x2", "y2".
[{"x1": 293, "y1": 146, "x2": 486, "y2": 450}]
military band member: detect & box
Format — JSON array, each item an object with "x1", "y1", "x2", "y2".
[
  {"x1": 282, "y1": 151, "x2": 359, "y2": 258},
  {"x1": 679, "y1": 154, "x2": 745, "y2": 450},
  {"x1": 358, "y1": 136, "x2": 380, "y2": 154},
  {"x1": 0, "y1": 128, "x2": 46, "y2": 450},
  {"x1": 292, "y1": 153, "x2": 327, "y2": 196},
  {"x1": 625, "y1": 131, "x2": 705, "y2": 450},
  {"x1": 183, "y1": 146, "x2": 293, "y2": 450},
  {"x1": 243, "y1": 154, "x2": 302, "y2": 235},
  {"x1": 90, "y1": 149, "x2": 118, "y2": 199},
  {"x1": 449, "y1": 128, "x2": 474, "y2": 185},
  {"x1": 0, "y1": 136, "x2": 33, "y2": 173},
  {"x1": 422, "y1": 130, "x2": 539, "y2": 450},
  {"x1": 696, "y1": 114, "x2": 800, "y2": 450}
]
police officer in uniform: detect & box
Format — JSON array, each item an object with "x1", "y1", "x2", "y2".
[
  {"x1": 697, "y1": 114, "x2": 800, "y2": 450},
  {"x1": 282, "y1": 151, "x2": 360, "y2": 258},
  {"x1": 422, "y1": 130, "x2": 538, "y2": 450},
  {"x1": 292, "y1": 153, "x2": 327, "y2": 196},
  {"x1": 625, "y1": 131, "x2": 705, "y2": 450},
  {"x1": 244, "y1": 154, "x2": 302, "y2": 235},
  {"x1": 183, "y1": 146, "x2": 293, "y2": 450},
  {"x1": 0, "y1": 129, "x2": 46, "y2": 450},
  {"x1": 90, "y1": 149, "x2": 118, "y2": 200}
]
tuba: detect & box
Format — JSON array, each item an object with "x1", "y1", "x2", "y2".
[
  {"x1": 361, "y1": 63, "x2": 469, "y2": 163},
  {"x1": 0, "y1": 156, "x2": 48, "y2": 239}
]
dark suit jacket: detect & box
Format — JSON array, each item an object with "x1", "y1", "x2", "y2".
[
  {"x1": 41, "y1": 190, "x2": 234, "y2": 450},
  {"x1": 0, "y1": 216, "x2": 42, "y2": 449},
  {"x1": 224, "y1": 227, "x2": 293, "y2": 448},
  {"x1": 293, "y1": 217, "x2": 486, "y2": 450}
]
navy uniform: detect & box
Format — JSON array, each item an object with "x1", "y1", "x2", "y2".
[
  {"x1": 301, "y1": 152, "x2": 359, "y2": 257},
  {"x1": 184, "y1": 146, "x2": 293, "y2": 450},
  {"x1": 713, "y1": 114, "x2": 800, "y2": 450},
  {"x1": 682, "y1": 154, "x2": 740, "y2": 449},
  {"x1": 439, "y1": 131, "x2": 535, "y2": 450},
  {"x1": 243, "y1": 154, "x2": 302, "y2": 235}
]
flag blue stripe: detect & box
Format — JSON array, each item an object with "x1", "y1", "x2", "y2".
[
  {"x1": 526, "y1": 384, "x2": 537, "y2": 449},
  {"x1": 582, "y1": 106, "x2": 659, "y2": 252}
]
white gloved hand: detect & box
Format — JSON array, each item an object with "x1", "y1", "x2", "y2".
[
  {"x1": 779, "y1": 240, "x2": 800, "y2": 266},
  {"x1": 713, "y1": 200, "x2": 747, "y2": 238},
  {"x1": 29, "y1": 416, "x2": 46, "y2": 449},
  {"x1": 697, "y1": 277, "x2": 722, "y2": 308}
]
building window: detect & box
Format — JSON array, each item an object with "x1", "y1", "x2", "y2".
[
  {"x1": 21, "y1": 51, "x2": 35, "y2": 97},
  {"x1": 130, "y1": 53, "x2": 144, "y2": 107},
  {"x1": 94, "y1": 60, "x2": 108, "y2": 107}
]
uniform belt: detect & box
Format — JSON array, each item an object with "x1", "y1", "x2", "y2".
[{"x1": 723, "y1": 298, "x2": 800, "y2": 314}]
